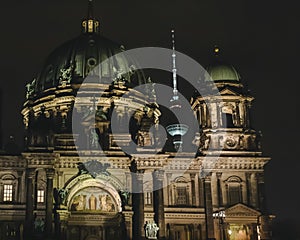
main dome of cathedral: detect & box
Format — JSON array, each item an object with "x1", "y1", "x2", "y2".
[
  {"x1": 22, "y1": 1, "x2": 158, "y2": 152},
  {"x1": 30, "y1": 2, "x2": 146, "y2": 97}
]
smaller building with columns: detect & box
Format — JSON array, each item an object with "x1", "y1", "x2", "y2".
[{"x1": 0, "y1": 1, "x2": 274, "y2": 240}]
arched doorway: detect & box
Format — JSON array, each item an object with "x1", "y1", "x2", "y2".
[{"x1": 58, "y1": 176, "x2": 126, "y2": 240}]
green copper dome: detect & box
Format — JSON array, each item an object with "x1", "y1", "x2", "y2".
[
  {"x1": 206, "y1": 63, "x2": 240, "y2": 82},
  {"x1": 205, "y1": 46, "x2": 241, "y2": 82},
  {"x1": 33, "y1": 33, "x2": 146, "y2": 95},
  {"x1": 27, "y1": 0, "x2": 147, "y2": 98}
]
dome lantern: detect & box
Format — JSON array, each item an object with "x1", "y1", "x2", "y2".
[{"x1": 82, "y1": 0, "x2": 100, "y2": 34}]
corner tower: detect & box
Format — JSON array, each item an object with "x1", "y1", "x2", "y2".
[
  {"x1": 192, "y1": 46, "x2": 261, "y2": 155},
  {"x1": 191, "y1": 46, "x2": 274, "y2": 240}
]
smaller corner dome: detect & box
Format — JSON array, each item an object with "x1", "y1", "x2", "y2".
[
  {"x1": 205, "y1": 46, "x2": 241, "y2": 82},
  {"x1": 206, "y1": 63, "x2": 241, "y2": 82}
]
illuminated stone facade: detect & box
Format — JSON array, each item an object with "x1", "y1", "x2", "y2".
[{"x1": 0, "y1": 1, "x2": 274, "y2": 240}]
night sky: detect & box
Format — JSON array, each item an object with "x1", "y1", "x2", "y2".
[{"x1": 0, "y1": 0, "x2": 299, "y2": 237}]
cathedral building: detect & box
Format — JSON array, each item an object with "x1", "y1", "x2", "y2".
[{"x1": 0, "y1": 1, "x2": 274, "y2": 240}]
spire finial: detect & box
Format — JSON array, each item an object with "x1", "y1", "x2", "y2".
[
  {"x1": 88, "y1": 0, "x2": 94, "y2": 19},
  {"x1": 82, "y1": 0, "x2": 99, "y2": 34},
  {"x1": 171, "y1": 29, "x2": 178, "y2": 101}
]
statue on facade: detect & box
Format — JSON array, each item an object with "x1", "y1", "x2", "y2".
[
  {"x1": 34, "y1": 217, "x2": 45, "y2": 233},
  {"x1": 144, "y1": 221, "x2": 159, "y2": 239},
  {"x1": 118, "y1": 190, "x2": 130, "y2": 210},
  {"x1": 53, "y1": 188, "x2": 68, "y2": 207},
  {"x1": 59, "y1": 64, "x2": 73, "y2": 87},
  {"x1": 89, "y1": 128, "x2": 99, "y2": 149},
  {"x1": 25, "y1": 78, "x2": 36, "y2": 99},
  {"x1": 95, "y1": 106, "x2": 108, "y2": 121},
  {"x1": 76, "y1": 162, "x2": 89, "y2": 175}
]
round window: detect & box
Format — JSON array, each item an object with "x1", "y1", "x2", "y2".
[{"x1": 87, "y1": 58, "x2": 97, "y2": 67}]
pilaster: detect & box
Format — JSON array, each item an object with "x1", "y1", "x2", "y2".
[
  {"x1": 25, "y1": 168, "x2": 36, "y2": 239},
  {"x1": 45, "y1": 168, "x2": 55, "y2": 235},
  {"x1": 153, "y1": 169, "x2": 166, "y2": 239}
]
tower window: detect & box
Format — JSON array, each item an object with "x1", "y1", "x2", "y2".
[
  {"x1": 145, "y1": 191, "x2": 152, "y2": 205},
  {"x1": 225, "y1": 176, "x2": 243, "y2": 206},
  {"x1": 222, "y1": 113, "x2": 235, "y2": 128},
  {"x1": 176, "y1": 187, "x2": 188, "y2": 205},
  {"x1": 228, "y1": 184, "x2": 241, "y2": 205},
  {"x1": 37, "y1": 190, "x2": 45, "y2": 203},
  {"x1": 3, "y1": 184, "x2": 13, "y2": 202},
  {"x1": 221, "y1": 105, "x2": 235, "y2": 128}
]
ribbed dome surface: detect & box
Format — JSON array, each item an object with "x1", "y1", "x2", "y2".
[
  {"x1": 34, "y1": 33, "x2": 146, "y2": 94},
  {"x1": 206, "y1": 63, "x2": 240, "y2": 82}
]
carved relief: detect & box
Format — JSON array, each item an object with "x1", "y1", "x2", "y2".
[
  {"x1": 225, "y1": 136, "x2": 237, "y2": 148},
  {"x1": 70, "y1": 187, "x2": 117, "y2": 212}
]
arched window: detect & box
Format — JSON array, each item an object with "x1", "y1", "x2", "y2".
[
  {"x1": 226, "y1": 176, "x2": 242, "y2": 206},
  {"x1": 174, "y1": 177, "x2": 189, "y2": 206},
  {"x1": 36, "y1": 170, "x2": 46, "y2": 204},
  {"x1": 221, "y1": 104, "x2": 235, "y2": 128},
  {"x1": 0, "y1": 174, "x2": 18, "y2": 203}
]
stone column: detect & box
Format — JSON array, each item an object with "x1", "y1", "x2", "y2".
[
  {"x1": 130, "y1": 161, "x2": 145, "y2": 240},
  {"x1": 250, "y1": 173, "x2": 258, "y2": 208},
  {"x1": 45, "y1": 168, "x2": 55, "y2": 235},
  {"x1": 202, "y1": 175, "x2": 215, "y2": 240},
  {"x1": 190, "y1": 173, "x2": 196, "y2": 206},
  {"x1": 166, "y1": 173, "x2": 172, "y2": 206},
  {"x1": 251, "y1": 223, "x2": 258, "y2": 240},
  {"x1": 242, "y1": 181, "x2": 247, "y2": 205},
  {"x1": 17, "y1": 171, "x2": 23, "y2": 203},
  {"x1": 257, "y1": 174, "x2": 267, "y2": 213},
  {"x1": 246, "y1": 173, "x2": 251, "y2": 205},
  {"x1": 239, "y1": 102, "x2": 245, "y2": 127},
  {"x1": 198, "y1": 175, "x2": 205, "y2": 207},
  {"x1": 153, "y1": 170, "x2": 166, "y2": 239},
  {"x1": 25, "y1": 168, "x2": 35, "y2": 239},
  {"x1": 57, "y1": 171, "x2": 63, "y2": 189},
  {"x1": 125, "y1": 172, "x2": 131, "y2": 190},
  {"x1": 216, "y1": 172, "x2": 223, "y2": 207},
  {"x1": 245, "y1": 102, "x2": 251, "y2": 128},
  {"x1": 56, "y1": 210, "x2": 69, "y2": 240},
  {"x1": 211, "y1": 172, "x2": 218, "y2": 208}
]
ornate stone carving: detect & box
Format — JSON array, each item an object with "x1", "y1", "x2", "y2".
[
  {"x1": 53, "y1": 187, "x2": 68, "y2": 207},
  {"x1": 77, "y1": 161, "x2": 111, "y2": 178},
  {"x1": 225, "y1": 136, "x2": 237, "y2": 148},
  {"x1": 225, "y1": 203, "x2": 260, "y2": 217},
  {"x1": 118, "y1": 190, "x2": 130, "y2": 210},
  {"x1": 144, "y1": 221, "x2": 159, "y2": 239},
  {"x1": 59, "y1": 65, "x2": 74, "y2": 87},
  {"x1": 45, "y1": 168, "x2": 55, "y2": 179},
  {"x1": 152, "y1": 170, "x2": 164, "y2": 181},
  {"x1": 26, "y1": 168, "x2": 36, "y2": 179}
]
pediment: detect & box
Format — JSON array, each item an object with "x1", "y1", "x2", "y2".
[
  {"x1": 225, "y1": 203, "x2": 261, "y2": 217},
  {"x1": 219, "y1": 88, "x2": 239, "y2": 96}
]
